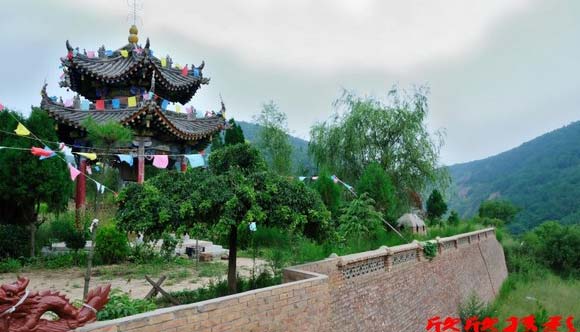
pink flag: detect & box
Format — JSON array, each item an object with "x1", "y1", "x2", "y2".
[
  {"x1": 0, "y1": 103, "x2": 4, "y2": 111},
  {"x1": 87, "y1": 51, "x2": 96, "y2": 58},
  {"x1": 59, "y1": 72, "x2": 65, "y2": 79},
  {"x1": 69, "y1": 163, "x2": 81, "y2": 181},
  {"x1": 64, "y1": 99, "x2": 73, "y2": 107},
  {"x1": 181, "y1": 65, "x2": 188, "y2": 76},
  {"x1": 86, "y1": 165, "x2": 92, "y2": 175},
  {"x1": 152, "y1": 155, "x2": 169, "y2": 169}
]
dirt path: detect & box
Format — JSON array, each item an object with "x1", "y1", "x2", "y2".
[{"x1": 0, "y1": 257, "x2": 267, "y2": 301}]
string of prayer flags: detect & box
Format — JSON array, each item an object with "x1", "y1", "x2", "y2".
[
  {"x1": 193, "y1": 68, "x2": 200, "y2": 77},
  {"x1": 59, "y1": 143, "x2": 76, "y2": 166},
  {"x1": 120, "y1": 49, "x2": 129, "y2": 58},
  {"x1": 152, "y1": 155, "x2": 169, "y2": 169},
  {"x1": 181, "y1": 65, "x2": 188, "y2": 76},
  {"x1": 95, "y1": 99, "x2": 105, "y2": 111},
  {"x1": 112, "y1": 99, "x2": 121, "y2": 109},
  {"x1": 161, "y1": 100, "x2": 169, "y2": 111},
  {"x1": 14, "y1": 123, "x2": 30, "y2": 136},
  {"x1": 87, "y1": 51, "x2": 96, "y2": 58},
  {"x1": 76, "y1": 152, "x2": 97, "y2": 161},
  {"x1": 31, "y1": 146, "x2": 53, "y2": 158},
  {"x1": 64, "y1": 99, "x2": 73, "y2": 107},
  {"x1": 175, "y1": 104, "x2": 181, "y2": 113},
  {"x1": 117, "y1": 154, "x2": 133, "y2": 166},
  {"x1": 68, "y1": 163, "x2": 81, "y2": 181},
  {"x1": 161, "y1": 57, "x2": 167, "y2": 67},
  {"x1": 80, "y1": 100, "x2": 90, "y2": 111},
  {"x1": 40, "y1": 146, "x2": 56, "y2": 160},
  {"x1": 127, "y1": 96, "x2": 137, "y2": 107},
  {"x1": 184, "y1": 154, "x2": 205, "y2": 168}
]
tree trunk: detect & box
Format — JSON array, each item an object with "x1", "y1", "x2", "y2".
[
  {"x1": 84, "y1": 222, "x2": 98, "y2": 300},
  {"x1": 227, "y1": 225, "x2": 237, "y2": 294},
  {"x1": 29, "y1": 223, "x2": 36, "y2": 257}
]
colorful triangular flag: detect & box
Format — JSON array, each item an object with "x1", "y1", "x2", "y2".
[
  {"x1": 152, "y1": 155, "x2": 169, "y2": 169},
  {"x1": 120, "y1": 49, "x2": 129, "y2": 58},
  {"x1": 14, "y1": 123, "x2": 30, "y2": 136},
  {"x1": 128, "y1": 96, "x2": 137, "y2": 107},
  {"x1": 68, "y1": 163, "x2": 81, "y2": 181},
  {"x1": 76, "y1": 152, "x2": 97, "y2": 161}
]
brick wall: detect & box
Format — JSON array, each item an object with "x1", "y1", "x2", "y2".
[{"x1": 76, "y1": 228, "x2": 507, "y2": 332}]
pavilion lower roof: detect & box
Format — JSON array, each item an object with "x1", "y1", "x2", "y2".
[{"x1": 41, "y1": 86, "x2": 224, "y2": 142}]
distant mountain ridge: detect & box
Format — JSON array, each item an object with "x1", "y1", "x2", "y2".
[
  {"x1": 237, "y1": 121, "x2": 315, "y2": 174},
  {"x1": 448, "y1": 120, "x2": 580, "y2": 233}
]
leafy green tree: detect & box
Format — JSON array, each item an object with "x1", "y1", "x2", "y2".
[
  {"x1": 447, "y1": 210, "x2": 460, "y2": 225},
  {"x1": 82, "y1": 118, "x2": 133, "y2": 151},
  {"x1": 426, "y1": 189, "x2": 447, "y2": 221},
  {"x1": 338, "y1": 193, "x2": 383, "y2": 248},
  {"x1": 208, "y1": 143, "x2": 267, "y2": 175},
  {"x1": 478, "y1": 199, "x2": 520, "y2": 223},
  {"x1": 253, "y1": 101, "x2": 293, "y2": 175},
  {"x1": 309, "y1": 87, "x2": 447, "y2": 209},
  {"x1": 0, "y1": 109, "x2": 73, "y2": 256},
  {"x1": 224, "y1": 119, "x2": 245, "y2": 145},
  {"x1": 311, "y1": 171, "x2": 343, "y2": 218},
  {"x1": 210, "y1": 131, "x2": 225, "y2": 151},
  {"x1": 356, "y1": 162, "x2": 397, "y2": 219}
]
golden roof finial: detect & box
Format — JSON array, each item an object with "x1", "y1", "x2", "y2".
[{"x1": 128, "y1": 24, "x2": 139, "y2": 44}]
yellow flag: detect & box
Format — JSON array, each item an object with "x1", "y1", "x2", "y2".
[
  {"x1": 175, "y1": 105, "x2": 181, "y2": 113},
  {"x1": 174, "y1": 63, "x2": 181, "y2": 69},
  {"x1": 128, "y1": 96, "x2": 137, "y2": 107},
  {"x1": 77, "y1": 152, "x2": 97, "y2": 161},
  {"x1": 120, "y1": 49, "x2": 129, "y2": 58},
  {"x1": 161, "y1": 58, "x2": 167, "y2": 67},
  {"x1": 14, "y1": 123, "x2": 30, "y2": 136}
]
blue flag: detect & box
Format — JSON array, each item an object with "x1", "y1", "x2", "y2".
[{"x1": 117, "y1": 154, "x2": 134, "y2": 167}]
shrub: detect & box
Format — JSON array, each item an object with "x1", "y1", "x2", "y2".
[
  {"x1": 0, "y1": 224, "x2": 29, "y2": 258},
  {"x1": 160, "y1": 233, "x2": 178, "y2": 259},
  {"x1": 458, "y1": 293, "x2": 495, "y2": 326},
  {"x1": 65, "y1": 229, "x2": 86, "y2": 251},
  {"x1": 97, "y1": 289, "x2": 157, "y2": 321},
  {"x1": 422, "y1": 241, "x2": 437, "y2": 261},
  {"x1": 129, "y1": 243, "x2": 159, "y2": 264},
  {"x1": 95, "y1": 225, "x2": 130, "y2": 265},
  {"x1": 447, "y1": 211, "x2": 460, "y2": 225},
  {"x1": 0, "y1": 258, "x2": 21, "y2": 273}
]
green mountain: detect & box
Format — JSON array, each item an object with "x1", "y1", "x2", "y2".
[
  {"x1": 237, "y1": 121, "x2": 315, "y2": 174},
  {"x1": 448, "y1": 121, "x2": 580, "y2": 233}
]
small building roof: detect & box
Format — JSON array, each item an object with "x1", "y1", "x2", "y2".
[{"x1": 396, "y1": 213, "x2": 426, "y2": 228}]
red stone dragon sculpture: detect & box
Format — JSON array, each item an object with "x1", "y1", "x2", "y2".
[{"x1": 0, "y1": 277, "x2": 110, "y2": 332}]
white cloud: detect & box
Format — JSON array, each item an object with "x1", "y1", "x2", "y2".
[{"x1": 64, "y1": 0, "x2": 532, "y2": 74}]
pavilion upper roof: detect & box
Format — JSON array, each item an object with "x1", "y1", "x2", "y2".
[{"x1": 60, "y1": 37, "x2": 209, "y2": 104}]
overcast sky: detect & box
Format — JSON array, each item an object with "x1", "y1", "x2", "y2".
[{"x1": 1, "y1": 0, "x2": 578, "y2": 165}]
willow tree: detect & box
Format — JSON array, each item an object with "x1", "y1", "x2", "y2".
[
  {"x1": 309, "y1": 87, "x2": 448, "y2": 208},
  {"x1": 254, "y1": 101, "x2": 293, "y2": 175}
]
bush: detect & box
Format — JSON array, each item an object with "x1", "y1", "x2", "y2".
[
  {"x1": 0, "y1": 258, "x2": 21, "y2": 273},
  {"x1": 458, "y1": 293, "x2": 495, "y2": 326},
  {"x1": 160, "y1": 233, "x2": 178, "y2": 259},
  {"x1": 422, "y1": 241, "x2": 437, "y2": 261},
  {"x1": 97, "y1": 289, "x2": 157, "y2": 321},
  {"x1": 129, "y1": 243, "x2": 159, "y2": 264},
  {"x1": 95, "y1": 225, "x2": 130, "y2": 265},
  {"x1": 0, "y1": 224, "x2": 29, "y2": 258}
]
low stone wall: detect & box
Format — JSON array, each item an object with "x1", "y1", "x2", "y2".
[{"x1": 77, "y1": 228, "x2": 507, "y2": 332}]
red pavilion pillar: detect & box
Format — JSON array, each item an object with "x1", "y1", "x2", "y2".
[
  {"x1": 181, "y1": 156, "x2": 187, "y2": 172},
  {"x1": 75, "y1": 158, "x2": 87, "y2": 229},
  {"x1": 137, "y1": 138, "x2": 145, "y2": 183}
]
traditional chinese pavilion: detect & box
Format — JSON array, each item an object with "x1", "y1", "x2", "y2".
[{"x1": 40, "y1": 25, "x2": 226, "y2": 212}]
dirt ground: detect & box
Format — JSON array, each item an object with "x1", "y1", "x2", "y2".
[{"x1": 0, "y1": 257, "x2": 267, "y2": 301}]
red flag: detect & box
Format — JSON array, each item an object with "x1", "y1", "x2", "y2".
[
  {"x1": 181, "y1": 65, "x2": 188, "y2": 76},
  {"x1": 0, "y1": 103, "x2": 4, "y2": 111},
  {"x1": 95, "y1": 99, "x2": 105, "y2": 111},
  {"x1": 31, "y1": 146, "x2": 53, "y2": 157}
]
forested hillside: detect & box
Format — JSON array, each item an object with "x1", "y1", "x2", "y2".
[
  {"x1": 448, "y1": 121, "x2": 580, "y2": 233},
  {"x1": 237, "y1": 121, "x2": 315, "y2": 174}
]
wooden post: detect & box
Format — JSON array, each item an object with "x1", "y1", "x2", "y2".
[
  {"x1": 181, "y1": 156, "x2": 187, "y2": 172},
  {"x1": 75, "y1": 158, "x2": 87, "y2": 229},
  {"x1": 83, "y1": 219, "x2": 98, "y2": 300},
  {"x1": 137, "y1": 138, "x2": 145, "y2": 184}
]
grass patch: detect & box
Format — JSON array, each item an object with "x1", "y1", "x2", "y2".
[
  {"x1": 196, "y1": 262, "x2": 227, "y2": 278},
  {"x1": 493, "y1": 273, "x2": 580, "y2": 328}
]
